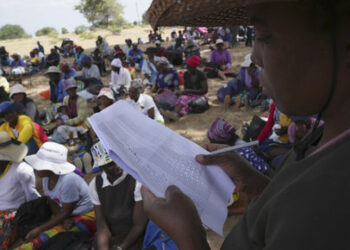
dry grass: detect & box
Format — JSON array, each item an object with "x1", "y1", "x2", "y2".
[{"x1": 5, "y1": 27, "x2": 265, "y2": 249}]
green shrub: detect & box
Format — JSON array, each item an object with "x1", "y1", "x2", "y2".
[
  {"x1": 0, "y1": 24, "x2": 29, "y2": 40},
  {"x1": 74, "y1": 25, "x2": 89, "y2": 35},
  {"x1": 79, "y1": 32, "x2": 96, "y2": 40},
  {"x1": 36, "y1": 27, "x2": 59, "y2": 37},
  {"x1": 61, "y1": 27, "x2": 69, "y2": 34}
]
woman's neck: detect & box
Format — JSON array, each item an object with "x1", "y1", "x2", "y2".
[{"x1": 48, "y1": 174, "x2": 59, "y2": 190}]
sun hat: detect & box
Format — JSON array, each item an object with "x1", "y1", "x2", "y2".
[
  {"x1": 111, "y1": 58, "x2": 122, "y2": 68},
  {"x1": 62, "y1": 79, "x2": 77, "y2": 92},
  {"x1": 10, "y1": 84, "x2": 26, "y2": 99},
  {"x1": 91, "y1": 141, "x2": 113, "y2": 168},
  {"x1": 46, "y1": 66, "x2": 61, "y2": 75},
  {"x1": 216, "y1": 39, "x2": 224, "y2": 45},
  {"x1": 0, "y1": 101, "x2": 23, "y2": 115},
  {"x1": 241, "y1": 53, "x2": 252, "y2": 67},
  {"x1": 97, "y1": 87, "x2": 115, "y2": 102},
  {"x1": 186, "y1": 55, "x2": 201, "y2": 68},
  {"x1": 25, "y1": 142, "x2": 75, "y2": 175},
  {"x1": 0, "y1": 131, "x2": 28, "y2": 163}
]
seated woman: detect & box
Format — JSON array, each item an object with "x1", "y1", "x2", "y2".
[
  {"x1": 153, "y1": 57, "x2": 180, "y2": 111},
  {"x1": 128, "y1": 79, "x2": 165, "y2": 124},
  {"x1": 110, "y1": 58, "x2": 131, "y2": 99},
  {"x1": 165, "y1": 38, "x2": 183, "y2": 66},
  {"x1": 184, "y1": 39, "x2": 200, "y2": 61},
  {"x1": 128, "y1": 43, "x2": 144, "y2": 70},
  {"x1": 0, "y1": 102, "x2": 43, "y2": 155},
  {"x1": 141, "y1": 47, "x2": 159, "y2": 87},
  {"x1": 89, "y1": 141, "x2": 147, "y2": 250},
  {"x1": 59, "y1": 79, "x2": 89, "y2": 129},
  {"x1": 73, "y1": 46, "x2": 86, "y2": 70},
  {"x1": 167, "y1": 55, "x2": 208, "y2": 120},
  {"x1": 75, "y1": 55, "x2": 103, "y2": 88},
  {"x1": 217, "y1": 54, "x2": 261, "y2": 109},
  {"x1": 46, "y1": 48, "x2": 60, "y2": 67},
  {"x1": 10, "y1": 53, "x2": 26, "y2": 75},
  {"x1": 10, "y1": 84, "x2": 39, "y2": 123},
  {"x1": 20, "y1": 142, "x2": 95, "y2": 249},
  {"x1": 209, "y1": 39, "x2": 232, "y2": 79},
  {"x1": 0, "y1": 131, "x2": 40, "y2": 249},
  {"x1": 60, "y1": 61, "x2": 77, "y2": 80}
]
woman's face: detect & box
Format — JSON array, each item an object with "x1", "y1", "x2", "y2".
[
  {"x1": 4, "y1": 111, "x2": 18, "y2": 125},
  {"x1": 67, "y1": 88, "x2": 77, "y2": 97},
  {"x1": 12, "y1": 93, "x2": 25, "y2": 103},
  {"x1": 98, "y1": 96, "x2": 113, "y2": 109},
  {"x1": 249, "y1": 3, "x2": 333, "y2": 116}
]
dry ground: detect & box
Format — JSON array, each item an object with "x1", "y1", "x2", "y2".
[{"x1": 3, "y1": 27, "x2": 263, "y2": 249}]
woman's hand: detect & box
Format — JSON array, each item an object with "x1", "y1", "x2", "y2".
[
  {"x1": 25, "y1": 227, "x2": 41, "y2": 241},
  {"x1": 141, "y1": 186, "x2": 210, "y2": 250}
]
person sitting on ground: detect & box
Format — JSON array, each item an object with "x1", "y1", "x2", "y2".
[
  {"x1": 73, "y1": 46, "x2": 86, "y2": 70},
  {"x1": 46, "y1": 48, "x2": 60, "y2": 67},
  {"x1": 165, "y1": 38, "x2": 183, "y2": 66},
  {"x1": 155, "y1": 40, "x2": 166, "y2": 57},
  {"x1": 10, "y1": 53, "x2": 26, "y2": 75},
  {"x1": 29, "y1": 50, "x2": 40, "y2": 68},
  {"x1": 21, "y1": 142, "x2": 95, "y2": 249},
  {"x1": 89, "y1": 141, "x2": 147, "y2": 250},
  {"x1": 0, "y1": 131, "x2": 40, "y2": 249},
  {"x1": 92, "y1": 48, "x2": 106, "y2": 76},
  {"x1": 96, "y1": 35, "x2": 110, "y2": 59},
  {"x1": 128, "y1": 43, "x2": 144, "y2": 70},
  {"x1": 142, "y1": 47, "x2": 159, "y2": 87},
  {"x1": 10, "y1": 84, "x2": 39, "y2": 123},
  {"x1": 217, "y1": 54, "x2": 261, "y2": 109},
  {"x1": 153, "y1": 57, "x2": 180, "y2": 111},
  {"x1": 167, "y1": 55, "x2": 208, "y2": 120},
  {"x1": 0, "y1": 102, "x2": 43, "y2": 155},
  {"x1": 54, "y1": 104, "x2": 88, "y2": 146},
  {"x1": 0, "y1": 46, "x2": 9, "y2": 66},
  {"x1": 210, "y1": 38, "x2": 232, "y2": 79},
  {"x1": 60, "y1": 61, "x2": 77, "y2": 80},
  {"x1": 184, "y1": 39, "x2": 201, "y2": 61},
  {"x1": 123, "y1": 39, "x2": 133, "y2": 56},
  {"x1": 33, "y1": 47, "x2": 45, "y2": 66},
  {"x1": 55, "y1": 38, "x2": 74, "y2": 57},
  {"x1": 128, "y1": 79, "x2": 165, "y2": 124},
  {"x1": 59, "y1": 79, "x2": 89, "y2": 129},
  {"x1": 110, "y1": 58, "x2": 131, "y2": 99},
  {"x1": 75, "y1": 55, "x2": 103, "y2": 88},
  {"x1": 111, "y1": 45, "x2": 126, "y2": 61},
  {"x1": 46, "y1": 66, "x2": 66, "y2": 103}
]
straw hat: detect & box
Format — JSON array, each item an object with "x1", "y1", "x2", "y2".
[
  {"x1": 25, "y1": 142, "x2": 75, "y2": 175},
  {"x1": 0, "y1": 132, "x2": 28, "y2": 163},
  {"x1": 10, "y1": 84, "x2": 26, "y2": 99},
  {"x1": 91, "y1": 141, "x2": 113, "y2": 168},
  {"x1": 62, "y1": 79, "x2": 77, "y2": 92}
]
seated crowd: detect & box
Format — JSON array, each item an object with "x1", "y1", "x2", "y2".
[{"x1": 0, "y1": 25, "x2": 320, "y2": 249}]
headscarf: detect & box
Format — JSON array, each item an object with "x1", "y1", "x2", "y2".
[
  {"x1": 111, "y1": 58, "x2": 122, "y2": 68},
  {"x1": 207, "y1": 118, "x2": 237, "y2": 143},
  {"x1": 186, "y1": 55, "x2": 201, "y2": 68},
  {"x1": 81, "y1": 55, "x2": 91, "y2": 64}
]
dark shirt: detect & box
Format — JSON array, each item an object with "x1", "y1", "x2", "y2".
[
  {"x1": 222, "y1": 128, "x2": 350, "y2": 249},
  {"x1": 184, "y1": 70, "x2": 206, "y2": 91}
]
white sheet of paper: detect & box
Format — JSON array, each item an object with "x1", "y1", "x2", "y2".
[{"x1": 89, "y1": 100, "x2": 235, "y2": 235}]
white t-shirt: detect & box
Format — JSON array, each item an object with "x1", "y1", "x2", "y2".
[
  {"x1": 122, "y1": 45, "x2": 132, "y2": 56},
  {"x1": 89, "y1": 171, "x2": 142, "y2": 206},
  {"x1": 135, "y1": 94, "x2": 164, "y2": 123},
  {"x1": 110, "y1": 67, "x2": 131, "y2": 93},
  {"x1": 43, "y1": 172, "x2": 93, "y2": 215},
  {"x1": 0, "y1": 162, "x2": 40, "y2": 210},
  {"x1": 81, "y1": 64, "x2": 101, "y2": 80}
]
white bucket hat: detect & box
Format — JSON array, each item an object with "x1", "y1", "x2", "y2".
[
  {"x1": 216, "y1": 38, "x2": 224, "y2": 45},
  {"x1": 97, "y1": 87, "x2": 115, "y2": 102},
  {"x1": 241, "y1": 53, "x2": 252, "y2": 67},
  {"x1": 25, "y1": 142, "x2": 75, "y2": 175},
  {"x1": 10, "y1": 84, "x2": 26, "y2": 99},
  {"x1": 91, "y1": 141, "x2": 113, "y2": 168},
  {"x1": 0, "y1": 131, "x2": 27, "y2": 163}
]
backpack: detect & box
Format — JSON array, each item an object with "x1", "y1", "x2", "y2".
[
  {"x1": 204, "y1": 62, "x2": 219, "y2": 78},
  {"x1": 189, "y1": 96, "x2": 209, "y2": 114},
  {"x1": 14, "y1": 197, "x2": 52, "y2": 240},
  {"x1": 143, "y1": 221, "x2": 178, "y2": 250}
]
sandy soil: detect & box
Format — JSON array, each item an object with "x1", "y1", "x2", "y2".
[{"x1": 2, "y1": 27, "x2": 263, "y2": 249}]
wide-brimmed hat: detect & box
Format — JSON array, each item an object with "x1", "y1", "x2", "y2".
[
  {"x1": 216, "y1": 39, "x2": 224, "y2": 45},
  {"x1": 0, "y1": 101, "x2": 23, "y2": 115},
  {"x1": 10, "y1": 84, "x2": 26, "y2": 99},
  {"x1": 91, "y1": 141, "x2": 113, "y2": 168},
  {"x1": 62, "y1": 79, "x2": 77, "y2": 92},
  {"x1": 0, "y1": 131, "x2": 28, "y2": 162},
  {"x1": 25, "y1": 142, "x2": 75, "y2": 175},
  {"x1": 46, "y1": 66, "x2": 61, "y2": 75},
  {"x1": 97, "y1": 87, "x2": 115, "y2": 102},
  {"x1": 241, "y1": 53, "x2": 252, "y2": 67}
]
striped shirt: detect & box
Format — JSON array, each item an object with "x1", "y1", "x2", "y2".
[{"x1": 63, "y1": 95, "x2": 89, "y2": 126}]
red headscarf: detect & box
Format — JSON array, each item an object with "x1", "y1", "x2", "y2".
[{"x1": 186, "y1": 55, "x2": 201, "y2": 68}]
